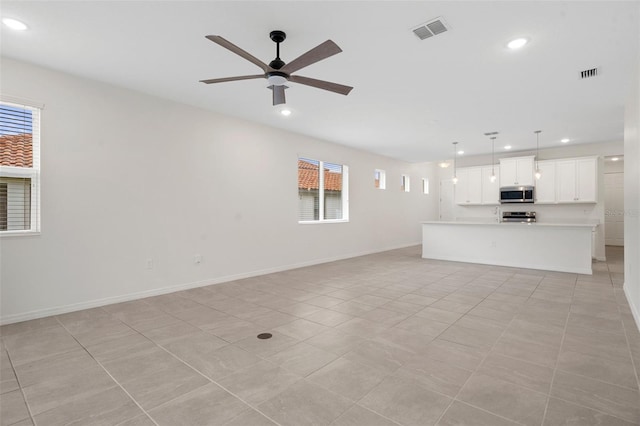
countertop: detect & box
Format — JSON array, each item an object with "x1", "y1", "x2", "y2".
[{"x1": 421, "y1": 221, "x2": 598, "y2": 228}]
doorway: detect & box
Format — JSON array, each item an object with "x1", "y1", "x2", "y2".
[
  {"x1": 439, "y1": 179, "x2": 455, "y2": 221},
  {"x1": 604, "y1": 156, "x2": 624, "y2": 246}
]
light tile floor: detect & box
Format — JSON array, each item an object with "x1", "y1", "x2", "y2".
[{"x1": 1, "y1": 245, "x2": 639, "y2": 426}]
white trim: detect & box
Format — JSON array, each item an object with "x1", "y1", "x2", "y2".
[
  {"x1": 298, "y1": 219, "x2": 349, "y2": 225},
  {"x1": 0, "y1": 241, "x2": 421, "y2": 325},
  {"x1": 0, "y1": 231, "x2": 40, "y2": 238},
  {"x1": 623, "y1": 281, "x2": 640, "y2": 334},
  {"x1": 0, "y1": 94, "x2": 45, "y2": 110},
  {"x1": 0, "y1": 166, "x2": 37, "y2": 178}
]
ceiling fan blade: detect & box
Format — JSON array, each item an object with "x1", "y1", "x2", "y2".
[
  {"x1": 280, "y1": 40, "x2": 342, "y2": 74},
  {"x1": 289, "y1": 75, "x2": 353, "y2": 96},
  {"x1": 200, "y1": 74, "x2": 265, "y2": 84},
  {"x1": 269, "y1": 85, "x2": 287, "y2": 105},
  {"x1": 206, "y1": 35, "x2": 271, "y2": 73}
]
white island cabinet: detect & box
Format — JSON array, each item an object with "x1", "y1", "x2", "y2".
[{"x1": 422, "y1": 221, "x2": 597, "y2": 274}]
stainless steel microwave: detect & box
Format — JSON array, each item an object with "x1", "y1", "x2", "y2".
[{"x1": 500, "y1": 186, "x2": 534, "y2": 203}]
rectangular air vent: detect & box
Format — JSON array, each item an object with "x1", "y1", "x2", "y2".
[
  {"x1": 580, "y1": 67, "x2": 599, "y2": 79},
  {"x1": 412, "y1": 17, "x2": 449, "y2": 40}
]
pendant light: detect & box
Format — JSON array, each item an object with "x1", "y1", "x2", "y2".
[
  {"x1": 490, "y1": 136, "x2": 497, "y2": 182},
  {"x1": 452, "y1": 141, "x2": 458, "y2": 184},
  {"x1": 484, "y1": 131, "x2": 499, "y2": 183},
  {"x1": 534, "y1": 130, "x2": 542, "y2": 180}
]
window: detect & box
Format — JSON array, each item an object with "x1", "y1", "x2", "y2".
[
  {"x1": 401, "y1": 174, "x2": 410, "y2": 192},
  {"x1": 298, "y1": 157, "x2": 349, "y2": 222},
  {"x1": 0, "y1": 101, "x2": 40, "y2": 234},
  {"x1": 422, "y1": 178, "x2": 429, "y2": 194},
  {"x1": 374, "y1": 169, "x2": 386, "y2": 189}
]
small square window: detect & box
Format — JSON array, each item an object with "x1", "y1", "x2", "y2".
[
  {"x1": 401, "y1": 175, "x2": 410, "y2": 192},
  {"x1": 374, "y1": 169, "x2": 386, "y2": 189}
]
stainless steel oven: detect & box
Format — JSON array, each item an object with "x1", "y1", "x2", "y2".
[
  {"x1": 502, "y1": 211, "x2": 536, "y2": 223},
  {"x1": 500, "y1": 186, "x2": 534, "y2": 204}
]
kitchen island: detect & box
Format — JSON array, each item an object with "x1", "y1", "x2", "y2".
[{"x1": 421, "y1": 221, "x2": 597, "y2": 274}]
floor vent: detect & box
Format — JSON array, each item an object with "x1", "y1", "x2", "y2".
[
  {"x1": 580, "y1": 67, "x2": 599, "y2": 79},
  {"x1": 412, "y1": 17, "x2": 449, "y2": 40}
]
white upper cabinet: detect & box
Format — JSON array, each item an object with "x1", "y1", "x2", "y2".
[
  {"x1": 556, "y1": 157, "x2": 597, "y2": 203},
  {"x1": 481, "y1": 166, "x2": 500, "y2": 205},
  {"x1": 453, "y1": 156, "x2": 597, "y2": 207},
  {"x1": 534, "y1": 160, "x2": 556, "y2": 203},
  {"x1": 455, "y1": 166, "x2": 499, "y2": 205},
  {"x1": 454, "y1": 167, "x2": 482, "y2": 205},
  {"x1": 499, "y1": 156, "x2": 535, "y2": 187}
]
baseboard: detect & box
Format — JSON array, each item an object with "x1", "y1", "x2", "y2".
[
  {"x1": 0, "y1": 241, "x2": 421, "y2": 325},
  {"x1": 623, "y1": 281, "x2": 640, "y2": 334}
]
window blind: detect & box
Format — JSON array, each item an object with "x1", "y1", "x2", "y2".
[{"x1": 0, "y1": 101, "x2": 40, "y2": 232}]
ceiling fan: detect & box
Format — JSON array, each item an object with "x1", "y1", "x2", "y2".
[{"x1": 200, "y1": 30, "x2": 353, "y2": 106}]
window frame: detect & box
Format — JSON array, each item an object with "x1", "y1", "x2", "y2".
[
  {"x1": 422, "y1": 178, "x2": 430, "y2": 194},
  {"x1": 374, "y1": 169, "x2": 386, "y2": 189},
  {"x1": 0, "y1": 99, "x2": 42, "y2": 236},
  {"x1": 401, "y1": 174, "x2": 410, "y2": 192},
  {"x1": 298, "y1": 157, "x2": 349, "y2": 224}
]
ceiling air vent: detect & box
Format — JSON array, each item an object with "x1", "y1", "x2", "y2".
[
  {"x1": 412, "y1": 17, "x2": 449, "y2": 40},
  {"x1": 580, "y1": 67, "x2": 599, "y2": 79}
]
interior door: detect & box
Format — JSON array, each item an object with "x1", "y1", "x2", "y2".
[
  {"x1": 605, "y1": 172, "x2": 624, "y2": 246},
  {"x1": 439, "y1": 179, "x2": 455, "y2": 221}
]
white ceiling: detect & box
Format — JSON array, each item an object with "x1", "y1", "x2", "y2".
[{"x1": 1, "y1": 1, "x2": 638, "y2": 162}]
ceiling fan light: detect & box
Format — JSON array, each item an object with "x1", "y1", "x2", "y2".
[{"x1": 267, "y1": 74, "x2": 288, "y2": 86}]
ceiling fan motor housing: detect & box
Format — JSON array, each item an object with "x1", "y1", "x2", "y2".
[{"x1": 269, "y1": 30, "x2": 286, "y2": 43}]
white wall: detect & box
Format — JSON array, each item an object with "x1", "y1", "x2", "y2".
[
  {"x1": 0, "y1": 58, "x2": 439, "y2": 324},
  {"x1": 623, "y1": 40, "x2": 640, "y2": 332}
]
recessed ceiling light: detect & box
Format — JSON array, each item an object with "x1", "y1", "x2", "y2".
[
  {"x1": 457, "y1": 150, "x2": 464, "y2": 155},
  {"x1": 2, "y1": 18, "x2": 28, "y2": 31},
  {"x1": 560, "y1": 138, "x2": 570, "y2": 143},
  {"x1": 611, "y1": 157, "x2": 619, "y2": 162},
  {"x1": 280, "y1": 109, "x2": 291, "y2": 116},
  {"x1": 439, "y1": 162, "x2": 450, "y2": 168},
  {"x1": 504, "y1": 145, "x2": 512, "y2": 150},
  {"x1": 507, "y1": 38, "x2": 528, "y2": 50}
]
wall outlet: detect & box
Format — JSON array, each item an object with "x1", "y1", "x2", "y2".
[
  {"x1": 194, "y1": 255, "x2": 202, "y2": 265},
  {"x1": 145, "y1": 258, "x2": 153, "y2": 269}
]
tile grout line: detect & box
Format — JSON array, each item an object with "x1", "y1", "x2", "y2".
[
  {"x1": 539, "y1": 273, "x2": 577, "y2": 426},
  {"x1": 53, "y1": 316, "x2": 161, "y2": 426},
  {"x1": 136, "y1": 334, "x2": 287, "y2": 426},
  {"x1": 432, "y1": 272, "x2": 526, "y2": 425},
  {"x1": 345, "y1": 268, "x2": 536, "y2": 425},
  {"x1": 4, "y1": 345, "x2": 37, "y2": 425}
]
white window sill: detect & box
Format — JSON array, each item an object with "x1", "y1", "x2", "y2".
[
  {"x1": 298, "y1": 219, "x2": 349, "y2": 225},
  {"x1": 0, "y1": 231, "x2": 41, "y2": 238}
]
